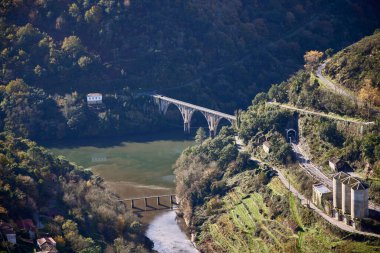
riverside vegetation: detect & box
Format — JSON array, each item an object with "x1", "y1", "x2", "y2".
[
  {"x1": 0, "y1": 134, "x2": 151, "y2": 252},
  {"x1": 174, "y1": 32, "x2": 380, "y2": 252},
  {"x1": 1, "y1": 1, "x2": 380, "y2": 252}
]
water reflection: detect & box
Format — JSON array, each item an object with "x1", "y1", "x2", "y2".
[
  {"x1": 146, "y1": 211, "x2": 199, "y2": 253},
  {"x1": 91, "y1": 153, "x2": 107, "y2": 163}
]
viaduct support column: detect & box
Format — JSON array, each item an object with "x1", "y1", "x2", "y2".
[
  {"x1": 177, "y1": 105, "x2": 195, "y2": 134},
  {"x1": 203, "y1": 112, "x2": 222, "y2": 138},
  {"x1": 154, "y1": 97, "x2": 171, "y2": 115}
]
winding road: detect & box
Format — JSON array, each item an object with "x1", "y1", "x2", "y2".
[
  {"x1": 235, "y1": 137, "x2": 380, "y2": 238},
  {"x1": 316, "y1": 61, "x2": 355, "y2": 100}
]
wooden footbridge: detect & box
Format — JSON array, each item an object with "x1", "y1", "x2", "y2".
[{"x1": 119, "y1": 194, "x2": 178, "y2": 212}]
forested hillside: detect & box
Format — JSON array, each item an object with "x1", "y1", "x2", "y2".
[
  {"x1": 1, "y1": 0, "x2": 380, "y2": 112},
  {"x1": 0, "y1": 79, "x2": 164, "y2": 141},
  {"x1": 0, "y1": 134, "x2": 151, "y2": 252},
  {"x1": 174, "y1": 34, "x2": 380, "y2": 252},
  {"x1": 324, "y1": 31, "x2": 380, "y2": 91},
  {"x1": 174, "y1": 128, "x2": 380, "y2": 252}
]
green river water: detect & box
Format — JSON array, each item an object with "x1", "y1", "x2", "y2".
[
  {"x1": 46, "y1": 130, "x2": 200, "y2": 252},
  {"x1": 48, "y1": 131, "x2": 193, "y2": 188}
]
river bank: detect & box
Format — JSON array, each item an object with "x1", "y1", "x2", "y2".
[{"x1": 46, "y1": 130, "x2": 198, "y2": 252}]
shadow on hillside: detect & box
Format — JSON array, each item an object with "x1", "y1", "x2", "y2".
[{"x1": 39, "y1": 128, "x2": 194, "y2": 149}]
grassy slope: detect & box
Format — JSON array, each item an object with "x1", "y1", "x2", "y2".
[
  {"x1": 323, "y1": 32, "x2": 380, "y2": 91},
  {"x1": 196, "y1": 171, "x2": 380, "y2": 253}
]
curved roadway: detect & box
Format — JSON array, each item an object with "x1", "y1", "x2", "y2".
[
  {"x1": 316, "y1": 61, "x2": 355, "y2": 100},
  {"x1": 235, "y1": 137, "x2": 380, "y2": 238}
]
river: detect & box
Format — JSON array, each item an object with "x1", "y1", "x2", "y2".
[{"x1": 46, "y1": 131, "x2": 199, "y2": 253}]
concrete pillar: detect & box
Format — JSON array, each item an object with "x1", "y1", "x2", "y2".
[
  {"x1": 342, "y1": 177, "x2": 353, "y2": 215},
  {"x1": 177, "y1": 105, "x2": 194, "y2": 134},
  {"x1": 333, "y1": 177, "x2": 342, "y2": 209},
  {"x1": 351, "y1": 188, "x2": 369, "y2": 219},
  {"x1": 203, "y1": 113, "x2": 221, "y2": 138}
]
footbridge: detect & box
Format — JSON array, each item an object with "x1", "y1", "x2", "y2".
[
  {"x1": 153, "y1": 95, "x2": 237, "y2": 137},
  {"x1": 119, "y1": 194, "x2": 178, "y2": 212}
]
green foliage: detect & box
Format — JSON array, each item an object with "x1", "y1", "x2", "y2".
[
  {"x1": 268, "y1": 83, "x2": 288, "y2": 103},
  {"x1": 84, "y1": 5, "x2": 103, "y2": 24},
  {"x1": 1, "y1": 1, "x2": 379, "y2": 112},
  {"x1": 324, "y1": 32, "x2": 380, "y2": 91},
  {"x1": 239, "y1": 103, "x2": 292, "y2": 143},
  {"x1": 195, "y1": 127, "x2": 207, "y2": 144},
  {"x1": 0, "y1": 80, "x2": 165, "y2": 140},
  {"x1": 61, "y1": 36, "x2": 84, "y2": 57},
  {"x1": 0, "y1": 135, "x2": 149, "y2": 252},
  {"x1": 1, "y1": 79, "x2": 67, "y2": 140},
  {"x1": 319, "y1": 121, "x2": 345, "y2": 147},
  {"x1": 251, "y1": 92, "x2": 268, "y2": 105},
  {"x1": 78, "y1": 56, "x2": 93, "y2": 69},
  {"x1": 361, "y1": 133, "x2": 380, "y2": 162}
]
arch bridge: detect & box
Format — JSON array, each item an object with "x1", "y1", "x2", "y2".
[{"x1": 152, "y1": 95, "x2": 236, "y2": 137}]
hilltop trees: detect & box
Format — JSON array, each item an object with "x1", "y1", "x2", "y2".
[
  {"x1": 359, "y1": 79, "x2": 380, "y2": 118},
  {"x1": 1, "y1": 0, "x2": 380, "y2": 112},
  {"x1": 304, "y1": 50, "x2": 324, "y2": 71}
]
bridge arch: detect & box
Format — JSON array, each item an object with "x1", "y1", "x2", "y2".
[{"x1": 153, "y1": 95, "x2": 236, "y2": 137}]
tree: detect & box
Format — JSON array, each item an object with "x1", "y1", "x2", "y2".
[
  {"x1": 62, "y1": 36, "x2": 84, "y2": 57},
  {"x1": 304, "y1": 50, "x2": 323, "y2": 71},
  {"x1": 78, "y1": 56, "x2": 92, "y2": 69},
  {"x1": 69, "y1": 3, "x2": 80, "y2": 18},
  {"x1": 252, "y1": 92, "x2": 268, "y2": 105},
  {"x1": 195, "y1": 127, "x2": 206, "y2": 144},
  {"x1": 325, "y1": 48, "x2": 334, "y2": 58},
  {"x1": 84, "y1": 5, "x2": 103, "y2": 24},
  {"x1": 5, "y1": 79, "x2": 28, "y2": 94},
  {"x1": 358, "y1": 79, "x2": 380, "y2": 119},
  {"x1": 319, "y1": 122, "x2": 344, "y2": 147}
]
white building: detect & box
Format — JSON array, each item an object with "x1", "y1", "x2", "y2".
[
  {"x1": 262, "y1": 141, "x2": 271, "y2": 154},
  {"x1": 312, "y1": 183, "x2": 332, "y2": 207},
  {"x1": 87, "y1": 93, "x2": 102, "y2": 104}
]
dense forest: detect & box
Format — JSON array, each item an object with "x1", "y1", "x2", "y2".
[
  {"x1": 1, "y1": 0, "x2": 380, "y2": 113},
  {"x1": 1, "y1": 1, "x2": 380, "y2": 252},
  {"x1": 0, "y1": 134, "x2": 151, "y2": 252},
  {"x1": 0, "y1": 78, "x2": 166, "y2": 141}
]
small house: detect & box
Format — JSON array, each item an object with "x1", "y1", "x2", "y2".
[
  {"x1": 16, "y1": 219, "x2": 36, "y2": 239},
  {"x1": 312, "y1": 183, "x2": 332, "y2": 207},
  {"x1": 329, "y1": 157, "x2": 352, "y2": 172},
  {"x1": 0, "y1": 222, "x2": 16, "y2": 244},
  {"x1": 37, "y1": 237, "x2": 57, "y2": 253},
  {"x1": 262, "y1": 141, "x2": 271, "y2": 154},
  {"x1": 86, "y1": 93, "x2": 102, "y2": 105},
  {"x1": 329, "y1": 157, "x2": 343, "y2": 172}
]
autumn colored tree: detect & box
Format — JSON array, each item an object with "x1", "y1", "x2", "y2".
[
  {"x1": 61, "y1": 36, "x2": 84, "y2": 57},
  {"x1": 85, "y1": 5, "x2": 103, "y2": 24},
  {"x1": 304, "y1": 50, "x2": 324, "y2": 71},
  {"x1": 358, "y1": 79, "x2": 380, "y2": 118}
]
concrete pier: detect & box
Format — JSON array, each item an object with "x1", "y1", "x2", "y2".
[{"x1": 121, "y1": 194, "x2": 178, "y2": 212}]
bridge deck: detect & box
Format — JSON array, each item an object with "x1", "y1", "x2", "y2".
[
  {"x1": 153, "y1": 95, "x2": 236, "y2": 121},
  {"x1": 119, "y1": 194, "x2": 176, "y2": 202}
]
